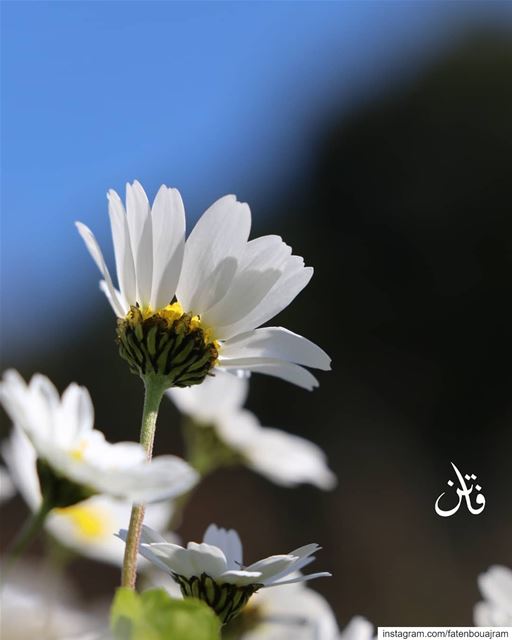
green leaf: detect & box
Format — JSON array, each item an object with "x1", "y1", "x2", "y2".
[{"x1": 111, "y1": 588, "x2": 221, "y2": 640}]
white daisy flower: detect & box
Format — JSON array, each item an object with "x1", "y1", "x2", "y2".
[
  {"x1": 118, "y1": 523, "x2": 331, "y2": 624},
  {"x1": 0, "y1": 370, "x2": 198, "y2": 506},
  {"x1": 2, "y1": 425, "x2": 174, "y2": 566},
  {"x1": 0, "y1": 561, "x2": 107, "y2": 640},
  {"x1": 339, "y1": 617, "x2": 376, "y2": 640},
  {"x1": 225, "y1": 578, "x2": 339, "y2": 640},
  {"x1": 167, "y1": 369, "x2": 337, "y2": 489},
  {"x1": 474, "y1": 565, "x2": 512, "y2": 626},
  {"x1": 76, "y1": 181, "x2": 331, "y2": 390}
]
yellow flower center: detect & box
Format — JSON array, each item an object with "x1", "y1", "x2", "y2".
[
  {"x1": 55, "y1": 503, "x2": 110, "y2": 540},
  {"x1": 117, "y1": 301, "x2": 220, "y2": 387},
  {"x1": 140, "y1": 301, "x2": 218, "y2": 346},
  {"x1": 69, "y1": 440, "x2": 88, "y2": 462}
]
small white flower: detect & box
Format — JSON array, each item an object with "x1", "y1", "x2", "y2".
[
  {"x1": 118, "y1": 523, "x2": 331, "y2": 624},
  {"x1": 77, "y1": 181, "x2": 331, "y2": 390},
  {"x1": 474, "y1": 565, "x2": 512, "y2": 626},
  {"x1": 0, "y1": 561, "x2": 107, "y2": 639},
  {"x1": 0, "y1": 370, "x2": 198, "y2": 505},
  {"x1": 230, "y1": 579, "x2": 339, "y2": 640},
  {"x1": 168, "y1": 369, "x2": 337, "y2": 489},
  {"x1": 2, "y1": 425, "x2": 174, "y2": 566},
  {"x1": 339, "y1": 617, "x2": 376, "y2": 640}
]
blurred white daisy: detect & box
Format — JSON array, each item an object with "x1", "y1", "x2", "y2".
[
  {"x1": 2, "y1": 425, "x2": 174, "y2": 566},
  {"x1": 118, "y1": 523, "x2": 331, "y2": 624},
  {"x1": 0, "y1": 561, "x2": 107, "y2": 640},
  {"x1": 77, "y1": 181, "x2": 330, "y2": 390},
  {"x1": 167, "y1": 369, "x2": 337, "y2": 489},
  {"x1": 225, "y1": 578, "x2": 339, "y2": 640},
  {"x1": 339, "y1": 617, "x2": 376, "y2": 640},
  {"x1": 474, "y1": 565, "x2": 512, "y2": 626},
  {"x1": 0, "y1": 370, "x2": 198, "y2": 506}
]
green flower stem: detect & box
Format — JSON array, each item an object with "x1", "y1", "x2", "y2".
[
  {"x1": 4, "y1": 497, "x2": 53, "y2": 575},
  {"x1": 121, "y1": 376, "x2": 165, "y2": 589}
]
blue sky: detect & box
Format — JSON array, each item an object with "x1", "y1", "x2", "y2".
[{"x1": 2, "y1": 1, "x2": 512, "y2": 356}]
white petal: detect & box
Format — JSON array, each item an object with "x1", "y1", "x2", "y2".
[
  {"x1": 202, "y1": 524, "x2": 243, "y2": 570},
  {"x1": 75, "y1": 222, "x2": 126, "y2": 316},
  {"x1": 265, "y1": 544, "x2": 321, "y2": 585},
  {"x1": 219, "y1": 358, "x2": 319, "y2": 390},
  {"x1": 150, "y1": 186, "x2": 186, "y2": 310},
  {"x1": 211, "y1": 259, "x2": 313, "y2": 339},
  {"x1": 270, "y1": 571, "x2": 332, "y2": 587},
  {"x1": 60, "y1": 383, "x2": 94, "y2": 441},
  {"x1": 92, "y1": 454, "x2": 198, "y2": 503},
  {"x1": 1, "y1": 428, "x2": 40, "y2": 510},
  {"x1": 288, "y1": 543, "x2": 321, "y2": 560},
  {"x1": 108, "y1": 189, "x2": 136, "y2": 305},
  {"x1": 246, "y1": 555, "x2": 299, "y2": 583},
  {"x1": 217, "y1": 569, "x2": 263, "y2": 586},
  {"x1": 142, "y1": 542, "x2": 196, "y2": 578},
  {"x1": 176, "y1": 195, "x2": 251, "y2": 314},
  {"x1": 140, "y1": 525, "x2": 170, "y2": 545},
  {"x1": 243, "y1": 427, "x2": 337, "y2": 490},
  {"x1": 340, "y1": 616, "x2": 376, "y2": 640},
  {"x1": 126, "y1": 181, "x2": 153, "y2": 307},
  {"x1": 186, "y1": 542, "x2": 228, "y2": 577},
  {"x1": 214, "y1": 410, "x2": 261, "y2": 450},
  {"x1": 166, "y1": 369, "x2": 249, "y2": 424},
  {"x1": 201, "y1": 235, "x2": 292, "y2": 335},
  {"x1": 478, "y1": 565, "x2": 512, "y2": 614},
  {"x1": 3, "y1": 431, "x2": 40, "y2": 509},
  {"x1": 221, "y1": 327, "x2": 331, "y2": 370},
  {"x1": 99, "y1": 280, "x2": 126, "y2": 316}
]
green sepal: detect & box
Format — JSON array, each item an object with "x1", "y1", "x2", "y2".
[
  {"x1": 173, "y1": 573, "x2": 262, "y2": 625},
  {"x1": 36, "y1": 458, "x2": 95, "y2": 509},
  {"x1": 110, "y1": 588, "x2": 221, "y2": 640},
  {"x1": 116, "y1": 306, "x2": 218, "y2": 389}
]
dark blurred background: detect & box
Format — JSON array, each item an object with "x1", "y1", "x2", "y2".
[{"x1": 2, "y1": 0, "x2": 512, "y2": 628}]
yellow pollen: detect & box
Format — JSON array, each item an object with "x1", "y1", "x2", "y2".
[
  {"x1": 137, "y1": 301, "x2": 219, "y2": 347},
  {"x1": 69, "y1": 440, "x2": 87, "y2": 462},
  {"x1": 55, "y1": 503, "x2": 109, "y2": 540}
]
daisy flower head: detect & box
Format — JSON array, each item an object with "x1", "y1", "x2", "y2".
[
  {"x1": 223, "y1": 577, "x2": 339, "y2": 640},
  {"x1": 76, "y1": 181, "x2": 331, "y2": 390},
  {"x1": 167, "y1": 369, "x2": 337, "y2": 489},
  {"x1": 474, "y1": 565, "x2": 512, "y2": 626},
  {"x1": 118, "y1": 523, "x2": 331, "y2": 624},
  {"x1": 0, "y1": 561, "x2": 107, "y2": 640},
  {"x1": 0, "y1": 370, "x2": 198, "y2": 508},
  {"x1": 2, "y1": 425, "x2": 174, "y2": 566}
]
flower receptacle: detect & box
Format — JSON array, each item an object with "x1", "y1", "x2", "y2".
[
  {"x1": 36, "y1": 459, "x2": 95, "y2": 509},
  {"x1": 173, "y1": 572, "x2": 262, "y2": 625},
  {"x1": 116, "y1": 305, "x2": 218, "y2": 389}
]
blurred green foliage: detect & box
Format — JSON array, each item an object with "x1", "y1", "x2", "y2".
[{"x1": 110, "y1": 588, "x2": 221, "y2": 640}]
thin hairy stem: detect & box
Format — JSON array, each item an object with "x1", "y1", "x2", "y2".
[{"x1": 121, "y1": 376, "x2": 165, "y2": 589}]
